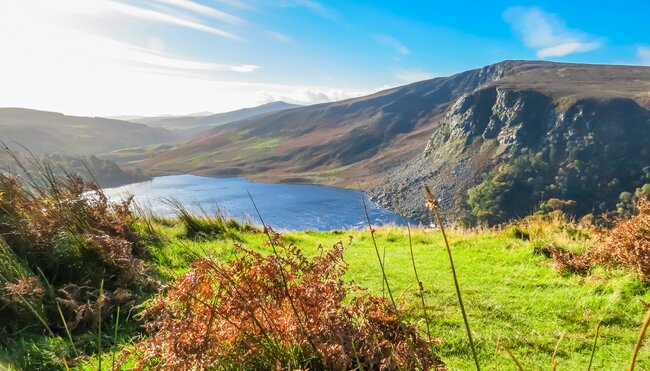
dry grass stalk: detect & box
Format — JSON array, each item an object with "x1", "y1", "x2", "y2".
[
  {"x1": 629, "y1": 308, "x2": 650, "y2": 371},
  {"x1": 424, "y1": 185, "x2": 480, "y2": 371}
]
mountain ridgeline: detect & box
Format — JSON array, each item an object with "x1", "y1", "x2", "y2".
[
  {"x1": 142, "y1": 60, "x2": 650, "y2": 225},
  {"x1": 0, "y1": 108, "x2": 180, "y2": 155},
  {"x1": 127, "y1": 101, "x2": 301, "y2": 136}
]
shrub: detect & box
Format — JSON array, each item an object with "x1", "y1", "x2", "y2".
[
  {"x1": 550, "y1": 198, "x2": 650, "y2": 279},
  {"x1": 0, "y1": 169, "x2": 158, "y2": 335},
  {"x1": 124, "y1": 228, "x2": 443, "y2": 370},
  {"x1": 505, "y1": 225, "x2": 530, "y2": 240}
]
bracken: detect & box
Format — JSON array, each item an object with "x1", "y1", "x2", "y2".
[
  {"x1": 125, "y1": 227, "x2": 444, "y2": 370},
  {"x1": 549, "y1": 198, "x2": 650, "y2": 279}
]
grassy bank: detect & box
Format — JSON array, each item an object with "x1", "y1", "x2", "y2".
[
  {"x1": 0, "y1": 168, "x2": 648, "y2": 369},
  {"x1": 72, "y1": 216, "x2": 650, "y2": 370}
]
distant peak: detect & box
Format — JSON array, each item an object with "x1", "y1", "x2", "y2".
[{"x1": 262, "y1": 101, "x2": 301, "y2": 107}]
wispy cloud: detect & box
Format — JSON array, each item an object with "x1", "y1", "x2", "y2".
[
  {"x1": 394, "y1": 69, "x2": 434, "y2": 83},
  {"x1": 638, "y1": 47, "x2": 650, "y2": 65},
  {"x1": 272, "y1": 0, "x2": 338, "y2": 20},
  {"x1": 503, "y1": 6, "x2": 602, "y2": 58},
  {"x1": 210, "y1": 0, "x2": 251, "y2": 9},
  {"x1": 230, "y1": 64, "x2": 260, "y2": 72},
  {"x1": 268, "y1": 31, "x2": 293, "y2": 43},
  {"x1": 106, "y1": 0, "x2": 241, "y2": 39},
  {"x1": 373, "y1": 35, "x2": 410, "y2": 55},
  {"x1": 151, "y1": 0, "x2": 243, "y2": 24},
  {"x1": 259, "y1": 87, "x2": 376, "y2": 105}
]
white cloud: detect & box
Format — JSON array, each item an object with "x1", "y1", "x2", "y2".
[
  {"x1": 210, "y1": 0, "x2": 251, "y2": 9},
  {"x1": 638, "y1": 47, "x2": 650, "y2": 65},
  {"x1": 106, "y1": 1, "x2": 241, "y2": 39},
  {"x1": 0, "y1": 0, "x2": 373, "y2": 116},
  {"x1": 147, "y1": 36, "x2": 166, "y2": 53},
  {"x1": 537, "y1": 42, "x2": 601, "y2": 58},
  {"x1": 0, "y1": 2, "x2": 264, "y2": 116},
  {"x1": 503, "y1": 6, "x2": 602, "y2": 58},
  {"x1": 373, "y1": 35, "x2": 410, "y2": 55},
  {"x1": 258, "y1": 87, "x2": 380, "y2": 105},
  {"x1": 152, "y1": 0, "x2": 243, "y2": 24},
  {"x1": 230, "y1": 64, "x2": 260, "y2": 72},
  {"x1": 394, "y1": 69, "x2": 434, "y2": 83}
]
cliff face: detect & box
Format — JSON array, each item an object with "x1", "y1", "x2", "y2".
[{"x1": 372, "y1": 86, "x2": 650, "y2": 224}]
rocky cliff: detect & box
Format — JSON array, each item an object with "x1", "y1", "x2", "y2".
[{"x1": 372, "y1": 84, "x2": 650, "y2": 225}]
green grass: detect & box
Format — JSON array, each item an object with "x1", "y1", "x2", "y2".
[
  {"x1": 5, "y1": 215, "x2": 650, "y2": 370},
  {"x1": 87, "y1": 219, "x2": 649, "y2": 370},
  {"x1": 247, "y1": 138, "x2": 280, "y2": 150}
]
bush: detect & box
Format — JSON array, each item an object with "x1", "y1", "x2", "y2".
[
  {"x1": 124, "y1": 228, "x2": 443, "y2": 370},
  {"x1": 505, "y1": 225, "x2": 530, "y2": 240},
  {"x1": 0, "y1": 169, "x2": 158, "y2": 335},
  {"x1": 550, "y1": 197, "x2": 650, "y2": 279}
]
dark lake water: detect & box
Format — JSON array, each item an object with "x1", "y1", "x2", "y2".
[{"x1": 103, "y1": 175, "x2": 413, "y2": 231}]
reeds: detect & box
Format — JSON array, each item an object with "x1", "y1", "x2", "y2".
[
  {"x1": 359, "y1": 192, "x2": 427, "y2": 370},
  {"x1": 164, "y1": 197, "x2": 256, "y2": 239}
]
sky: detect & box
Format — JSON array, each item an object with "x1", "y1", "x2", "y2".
[{"x1": 0, "y1": 0, "x2": 649, "y2": 117}]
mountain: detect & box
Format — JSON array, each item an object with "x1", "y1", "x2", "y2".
[
  {"x1": 140, "y1": 69, "x2": 496, "y2": 181},
  {"x1": 373, "y1": 61, "x2": 650, "y2": 224},
  {"x1": 127, "y1": 101, "x2": 301, "y2": 136},
  {"x1": 0, "y1": 108, "x2": 179, "y2": 155},
  {"x1": 141, "y1": 61, "x2": 650, "y2": 223}
]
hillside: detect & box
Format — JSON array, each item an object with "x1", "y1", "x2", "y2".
[
  {"x1": 140, "y1": 66, "x2": 500, "y2": 182},
  {"x1": 0, "y1": 108, "x2": 179, "y2": 155},
  {"x1": 141, "y1": 61, "x2": 650, "y2": 223},
  {"x1": 127, "y1": 101, "x2": 301, "y2": 137},
  {"x1": 373, "y1": 61, "x2": 650, "y2": 224}
]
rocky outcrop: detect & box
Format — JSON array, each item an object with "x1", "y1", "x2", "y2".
[{"x1": 372, "y1": 86, "x2": 650, "y2": 224}]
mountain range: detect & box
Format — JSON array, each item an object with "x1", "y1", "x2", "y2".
[
  {"x1": 140, "y1": 60, "x2": 650, "y2": 223},
  {"x1": 124, "y1": 101, "x2": 301, "y2": 137},
  {"x1": 0, "y1": 108, "x2": 179, "y2": 155},
  {"x1": 2, "y1": 60, "x2": 649, "y2": 224}
]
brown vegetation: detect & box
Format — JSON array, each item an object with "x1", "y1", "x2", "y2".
[
  {"x1": 550, "y1": 198, "x2": 650, "y2": 279},
  {"x1": 0, "y1": 170, "x2": 158, "y2": 334},
  {"x1": 125, "y1": 227, "x2": 443, "y2": 370}
]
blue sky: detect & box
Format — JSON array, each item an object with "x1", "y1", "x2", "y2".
[{"x1": 0, "y1": 0, "x2": 648, "y2": 116}]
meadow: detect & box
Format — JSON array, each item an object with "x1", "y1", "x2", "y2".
[
  {"x1": 1, "y1": 169, "x2": 649, "y2": 370},
  {"x1": 100, "y1": 219, "x2": 650, "y2": 369}
]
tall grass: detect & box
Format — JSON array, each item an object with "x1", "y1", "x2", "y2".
[
  {"x1": 407, "y1": 223, "x2": 433, "y2": 346},
  {"x1": 424, "y1": 185, "x2": 480, "y2": 370},
  {"x1": 164, "y1": 197, "x2": 256, "y2": 239},
  {"x1": 587, "y1": 322, "x2": 602, "y2": 371},
  {"x1": 0, "y1": 151, "x2": 158, "y2": 368}
]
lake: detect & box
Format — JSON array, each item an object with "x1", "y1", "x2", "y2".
[{"x1": 103, "y1": 175, "x2": 414, "y2": 231}]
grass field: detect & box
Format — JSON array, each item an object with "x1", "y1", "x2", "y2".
[
  {"x1": 64, "y1": 217, "x2": 649, "y2": 370},
  {"x1": 1, "y1": 189, "x2": 649, "y2": 370}
]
